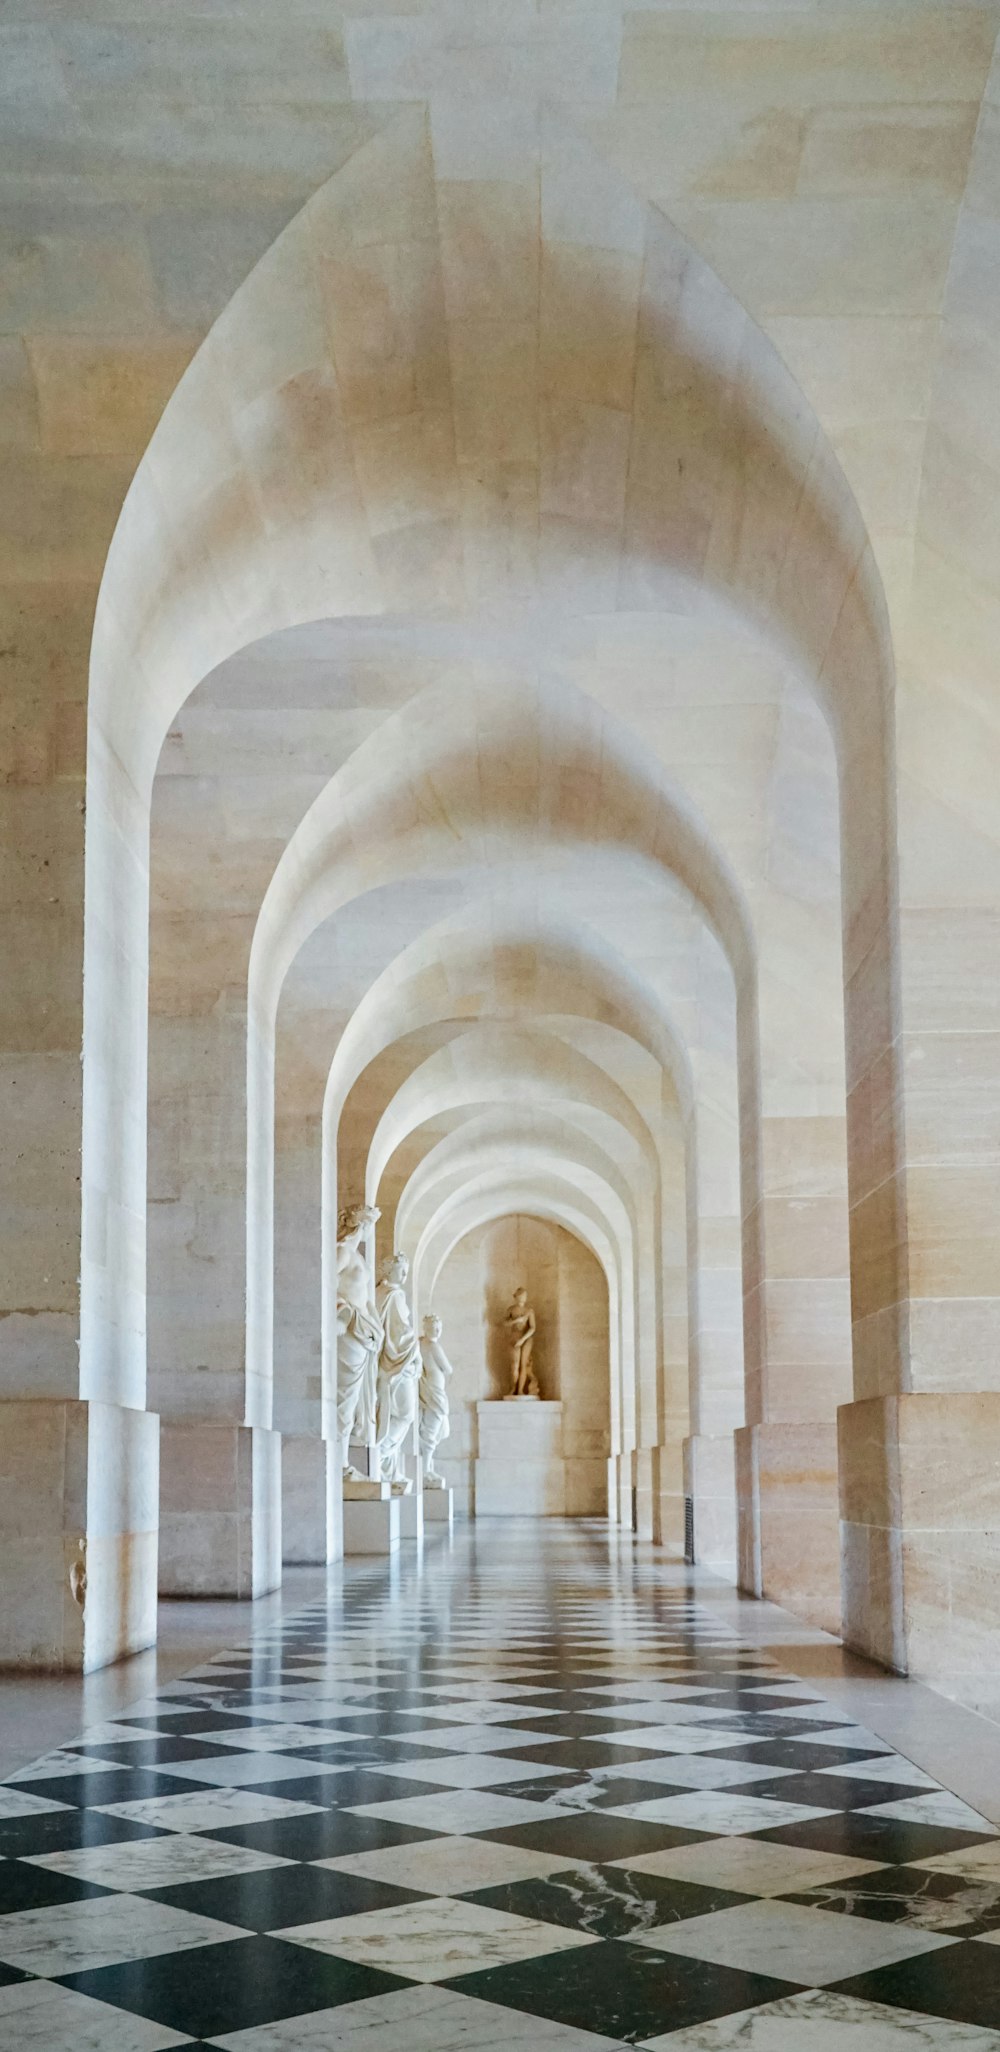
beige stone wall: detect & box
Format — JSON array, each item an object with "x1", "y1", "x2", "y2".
[
  {"x1": 3, "y1": 0, "x2": 1000, "y2": 1681},
  {"x1": 432, "y1": 1214, "x2": 610, "y2": 1516}
]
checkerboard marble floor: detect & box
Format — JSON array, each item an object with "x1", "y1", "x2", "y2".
[{"x1": 2, "y1": 1523, "x2": 1000, "y2": 2048}]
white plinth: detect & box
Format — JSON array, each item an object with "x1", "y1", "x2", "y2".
[
  {"x1": 424, "y1": 1487, "x2": 454, "y2": 1529},
  {"x1": 343, "y1": 1487, "x2": 400, "y2": 1555},
  {"x1": 475, "y1": 1399, "x2": 565, "y2": 1516},
  {"x1": 398, "y1": 1488, "x2": 424, "y2": 1541}
]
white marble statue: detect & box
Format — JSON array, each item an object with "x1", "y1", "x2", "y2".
[
  {"x1": 335, "y1": 1201, "x2": 383, "y2": 1478},
  {"x1": 419, "y1": 1313, "x2": 454, "y2": 1487},
  {"x1": 374, "y1": 1251, "x2": 422, "y2": 1493},
  {"x1": 505, "y1": 1285, "x2": 539, "y2": 1397}
]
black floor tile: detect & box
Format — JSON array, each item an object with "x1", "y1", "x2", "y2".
[
  {"x1": 479, "y1": 1810, "x2": 709, "y2": 1863},
  {"x1": 516, "y1": 1713, "x2": 671, "y2": 1741},
  {"x1": 0, "y1": 1962, "x2": 33, "y2": 1989},
  {"x1": 0, "y1": 1809, "x2": 165, "y2": 1858},
  {"x1": 0, "y1": 1859, "x2": 115, "y2": 1911},
  {"x1": 712, "y1": 1739, "x2": 889, "y2": 1773},
  {"x1": 450, "y1": 1935, "x2": 799, "y2": 2042},
  {"x1": 465, "y1": 1861, "x2": 749, "y2": 1937},
  {"x1": 757, "y1": 1809, "x2": 1000, "y2": 1866},
  {"x1": 785, "y1": 1862, "x2": 1000, "y2": 1933},
  {"x1": 501, "y1": 1738, "x2": 668, "y2": 1771},
  {"x1": 123, "y1": 1711, "x2": 259, "y2": 1736},
  {"x1": 835, "y1": 1939, "x2": 1000, "y2": 2029},
  {"x1": 84, "y1": 1736, "x2": 254, "y2": 1769},
  {"x1": 750, "y1": 1771, "x2": 931, "y2": 1812},
  {"x1": 13, "y1": 1767, "x2": 198, "y2": 1809},
  {"x1": 207, "y1": 1808, "x2": 443, "y2": 1861},
  {"x1": 61, "y1": 1934, "x2": 410, "y2": 2038},
  {"x1": 147, "y1": 1860, "x2": 427, "y2": 1929}
]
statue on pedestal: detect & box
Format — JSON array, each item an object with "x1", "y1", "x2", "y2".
[
  {"x1": 419, "y1": 1313, "x2": 454, "y2": 1486},
  {"x1": 505, "y1": 1285, "x2": 539, "y2": 1397},
  {"x1": 374, "y1": 1251, "x2": 422, "y2": 1493},
  {"x1": 335, "y1": 1202, "x2": 383, "y2": 1479}
]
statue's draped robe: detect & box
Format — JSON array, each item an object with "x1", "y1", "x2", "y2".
[
  {"x1": 375, "y1": 1279, "x2": 422, "y2": 1478},
  {"x1": 419, "y1": 1337, "x2": 452, "y2": 1468},
  {"x1": 336, "y1": 1280, "x2": 382, "y2": 1444}
]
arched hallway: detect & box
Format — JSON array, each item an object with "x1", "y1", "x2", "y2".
[
  {"x1": 2, "y1": 1522, "x2": 1000, "y2": 2046},
  {"x1": 6, "y1": 6, "x2": 1000, "y2": 2035}
]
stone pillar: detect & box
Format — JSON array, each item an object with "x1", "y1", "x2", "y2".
[
  {"x1": 0, "y1": 1400, "x2": 159, "y2": 1671},
  {"x1": 839, "y1": 1395, "x2": 1000, "y2": 1688},
  {"x1": 159, "y1": 1422, "x2": 281, "y2": 1598},
  {"x1": 634, "y1": 1447, "x2": 655, "y2": 1541},
  {"x1": 737, "y1": 1106, "x2": 852, "y2": 1632},
  {"x1": 683, "y1": 1433, "x2": 736, "y2": 1576},
  {"x1": 282, "y1": 1435, "x2": 341, "y2": 1565},
  {"x1": 736, "y1": 1420, "x2": 840, "y2": 1634}
]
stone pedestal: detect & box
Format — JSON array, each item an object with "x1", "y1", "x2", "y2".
[
  {"x1": 606, "y1": 1455, "x2": 620, "y2": 1524},
  {"x1": 159, "y1": 1422, "x2": 281, "y2": 1599},
  {"x1": 0, "y1": 1399, "x2": 159, "y2": 1671},
  {"x1": 475, "y1": 1400, "x2": 565, "y2": 1515},
  {"x1": 343, "y1": 1479, "x2": 400, "y2": 1555},
  {"x1": 736, "y1": 1421, "x2": 840, "y2": 1634},
  {"x1": 424, "y1": 1486, "x2": 454, "y2": 1530},
  {"x1": 398, "y1": 1485, "x2": 424, "y2": 1541},
  {"x1": 281, "y1": 1435, "x2": 341, "y2": 1565},
  {"x1": 839, "y1": 1393, "x2": 1000, "y2": 1689},
  {"x1": 634, "y1": 1448, "x2": 655, "y2": 1541},
  {"x1": 683, "y1": 1433, "x2": 737, "y2": 1576}
]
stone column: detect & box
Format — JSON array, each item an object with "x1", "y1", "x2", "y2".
[
  {"x1": 736, "y1": 1109, "x2": 851, "y2": 1634},
  {"x1": 147, "y1": 947, "x2": 281, "y2": 1599}
]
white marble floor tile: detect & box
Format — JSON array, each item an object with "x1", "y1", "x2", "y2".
[
  {"x1": 29, "y1": 1832, "x2": 292, "y2": 1891},
  {"x1": 423, "y1": 1682, "x2": 557, "y2": 1700},
  {"x1": 318, "y1": 1833, "x2": 577, "y2": 1894},
  {"x1": 279, "y1": 1893, "x2": 596, "y2": 1980},
  {"x1": 57, "y1": 1724, "x2": 152, "y2": 1748},
  {"x1": 767, "y1": 1702, "x2": 865, "y2": 1722},
  {"x1": 97, "y1": 1788, "x2": 324, "y2": 1832},
  {"x1": 580, "y1": 1703, "x2": 738, "y2": 1726},
  {"x1": 781, "y1": 1726, "x2": 891, "y2": 1752},
  {"x1": 913, "y1": 1842, "x2": 1000, "y2": 1881},
  {"x1": 640, "y1": 1987, "x2": 1000, "y2": 2048},
  {"x1": 593, "y1": 1726, "x2": 757, "y2": 1753},
  {"x1": 375, "y1": 1752, "x2": 567, "y2": 1788},
  {"x1": 388, "y1": 1723, "x2": 555, "y2": 1752},
  {"x1": 817, "y1": 1755, "x2": 940, "y2": 1787},
  {"x1": 604, "y1": 1790, "x2": 838, "y2": 1834},
  {"x1": 209, "y1": 1981, "x2": 630, "y2": 2049},
  {"x1": 626, "y1": 1754, "x2": 793, "y2": 1791},
  {"x1": 0, "y1": 1785, "x2": 70, "y2": 1818},
  {"x1": 0, "y1": 1890, "x2": 244, "y2": 1975},
  {"x1": 348, "y1": 1787, "x2": 566, "y2": 1833},
  {"x1": 636, "y1": 1897, "x2": 957, "y2": 1984},
  {"x1": 215, "y1": 1725, "x2": 373, "y2": 1750},
  {"x1": 583, "y1": 1683, "x2": 731, "y2": 1702},
  {"x1": 7, "y1": 1750, "x2": 122, "y2": 1781},
  {"x1": 612, "y1": 1838, "x2": 884, "y2": 1896},
  {"x1": 0, "y1": 1978, "x2": 190, "y2": 2050},
  {"x1": 151, "y1": 1750, "x2": 340, "y2": 1787},
  {"x1": 863, "y1": 1793, "x2": 999, "y2": 1833}
]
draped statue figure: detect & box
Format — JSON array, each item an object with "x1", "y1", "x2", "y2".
[
  {"x1": 505, "y1": 1285, "x2": 539, "y2": 1397},
  {"x1": 418, "y1": 1313, "x2": 454, "y2": 1486},
  {"x1": 374, "y1": 1251, "x2": 422, "y2": 1492},
  {"x1": 335, "y1": 1202, "x2": 383, "y2": 1478}
]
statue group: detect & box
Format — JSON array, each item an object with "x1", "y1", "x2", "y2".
[{"x1": 335, "y1": 1202, "x2": 453, "y2": 1494}]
